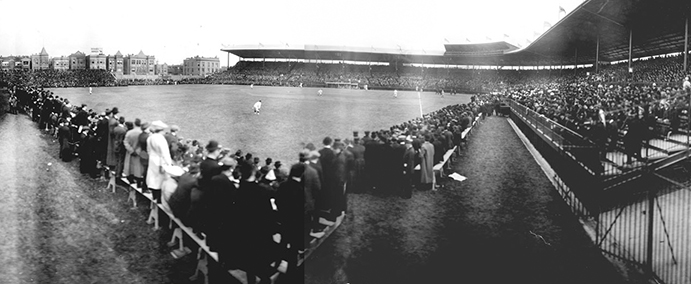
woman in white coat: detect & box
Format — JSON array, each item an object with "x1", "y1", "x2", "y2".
[{"x1": 146, "y1": 120, "x2": 173, "y2": 203}]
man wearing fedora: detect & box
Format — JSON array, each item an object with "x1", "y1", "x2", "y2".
[
  {"x1": 146, "y1": 120, "x2": 173, "y2": 203},
  {"x1": 106, "y1": 107, "x2": 120, "y2": 169},
  {"x1": 136, "y1": 122, "x2": 151, "y2": 189},
  {"x1": 200, "y1": 140, "x2": 222, "y2": 186}
]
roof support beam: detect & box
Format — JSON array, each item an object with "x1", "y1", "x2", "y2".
[
  {"x1": 628, "y1": 29, "x2": 633, "y2": 72},
  {"x1": 595, "y1": 35, "x2": 600, "y2": 74},
  {"x1": 582, "y1": 7, "x2": 625, "y2": 27},
  {"x1": 685, "y1": 17, "x2": 689, "y2": 73},
  {"x1": 574, "y1": 47, "x2": 578, "y2": 72}
]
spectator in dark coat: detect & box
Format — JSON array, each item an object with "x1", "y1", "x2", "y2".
[
  {"x1": 624, "y1": 114, "x2": 645, "y2": 164},
  {"x1": 73, "y1": 105, "x2": 90, "y2": 127},
  {"x1": 206, "y1": 157, "x2": 238, "y2": 256},
  {"x1": 332, "y1": 140, "x2": 351, "y2": 218},
  {"x1": 200, "y1": 140, "x2": 222, "y2": 184},
  {"x1": 136, "y1": 122, "x2": 151, "y2": 189},
  {"x1": 57, "y1": 120, "x2": 72, "y2": 161},
  {"x1": 95, "y1": 111, "x2": 110, "y2": 163},
  {"x1": 113, "y1": 117, "x2": 127, "y2": 178},
  {"x1": 318, "y1": 137, "x2": 336, "y2": 221},
  {"x1": 276, "y1": 163, "x2": 306, "y2": 277},
  {"x1": 349, "y1": 137, "x2": 366, "y2": 193},
  {"x1": 106, "y1": 107, "x2": 120, "y2": 168},
  {"x1": 79, "y1": 129, "x2": 99, "y2": 178},
  {"x1": 301, "y1": 150, "x2": 322, "y2": 240},
  {"x1": 168, "y1": 165, "x2": 201, "y2": 225},
  {"x1": 164, "y1": 125, "x2": 180, "y2": 161},
  {"x1": 402, "y1": 138, "x2": 416, "y2": 198},
  {"x1": 432, "y1": 134, "x2": 444, "y2": 164},
  {"x1": 227, "y1": 162, "x2": 278, "y2": 284}
]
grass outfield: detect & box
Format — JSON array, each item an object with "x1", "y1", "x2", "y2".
[{"x1": 50, "y1": 85, "x2": 471, "y2": 164}]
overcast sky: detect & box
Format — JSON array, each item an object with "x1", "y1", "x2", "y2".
[{"x1": 0, "y1": 0, "x2": 583, "y2": 66}]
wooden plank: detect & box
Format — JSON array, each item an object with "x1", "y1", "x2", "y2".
[
  {"x1": 299, "y1": 213, "x2": 344, "y2": 267},
  {"x1": 119, "y1": 177, "x2": 284, "y2": 284}
]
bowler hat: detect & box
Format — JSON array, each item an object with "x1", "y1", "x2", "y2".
[{"x1": 206, "y1": 140, "x2": 221, "y2": 152}]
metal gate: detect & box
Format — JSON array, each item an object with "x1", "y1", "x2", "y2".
[{"x1": 596, "y1": 172, "x2": 691, "y2": 284}]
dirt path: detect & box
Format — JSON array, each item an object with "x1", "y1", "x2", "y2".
[
  {"x1": 0, "y1": 113, "x2": 196, "y2": 283},
  {"x1": 0, "y1": 114, "x2": 26, "y2": 282}
]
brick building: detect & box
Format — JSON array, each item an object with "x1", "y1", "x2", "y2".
[
  {"x1": 124, "y1": 50, "x2": 155, "y2": 75},
  {"x1": 86, "y1": 48, "x2": 107, "y2": 70},
  {"x1": 183, "y1": 56, "x2": 221, "y2": 76},
  {"x1": 51, "y1": 56, "x2": 69, "y2": 70},
  {"x1": 31, "y1": 47, "x2": 50, "y2": 70},
  {"x1": 107, "y1": 51, "x2": 124, "y2": 74},
  {"x1": 155, "y1": 63, "x2": 169, "y2": 76},
  {"x1": 69, "y1": 51, "x2": 86, "y2": 70}
]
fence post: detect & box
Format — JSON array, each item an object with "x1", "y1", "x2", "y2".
[
  {"x1": 646, "y1": 184, "x2": 656, "y2": 276},
  {"x1": 595, "y1": 202, "x2": 600, "y2": 245}
]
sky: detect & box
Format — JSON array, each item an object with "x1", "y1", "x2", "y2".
[{"x1": 0, "y1": 0, "x2": 584, "y2": 67}]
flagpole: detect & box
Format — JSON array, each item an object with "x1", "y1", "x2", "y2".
[{"x1": 418, "y1": 91, "x2": 423, "y2": 117}]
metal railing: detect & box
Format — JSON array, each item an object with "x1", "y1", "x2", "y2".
[
  {"x1": 508, "y1": 100, "x2": 602, "y2": 213},
  {"x1": 509, "y1": 100, "x2": 602, "y2": 175}
]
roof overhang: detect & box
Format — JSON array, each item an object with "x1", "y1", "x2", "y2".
[{"x1": 222, "y1": 0, "x2": 691, "y2": 66}]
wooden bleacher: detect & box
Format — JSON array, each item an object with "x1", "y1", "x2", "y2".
[{"x1": 299, "y1": 214, "x2": 345, "y2": 267}]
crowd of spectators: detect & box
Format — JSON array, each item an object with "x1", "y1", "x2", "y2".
[
  {"x1": 504, "y1": 70, "x2": 690, "y2": 166},
  {"x1": 1, "y1": 69, "x2": 118, "y2": 88},
  {"x1": 1, "y1": 68, "x2": 496, "y2": 283}
]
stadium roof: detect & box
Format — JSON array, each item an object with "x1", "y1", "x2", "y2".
[
  {"x1": 523, "y1": 0, "x2": 691, "y2": 65},
  {"x1": 222, "y1": 0, "x2": 691, "y2": 66}
]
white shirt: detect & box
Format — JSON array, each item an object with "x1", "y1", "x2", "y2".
[
  {"x1": 683, "y1": 80, "x2": 691, "y2": 91},
  {"x1": 253, "y1": 101, "x2": 262, "y2": 109}
]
